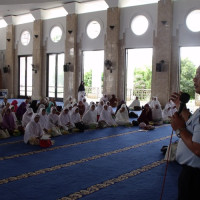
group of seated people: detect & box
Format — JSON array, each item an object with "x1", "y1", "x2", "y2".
[
  {"x1": 0, "y1": 94, "x2": 177, "y2": 146},
  {"x1": 136, "y1": 96, "x2": 177, "y2": 130}
]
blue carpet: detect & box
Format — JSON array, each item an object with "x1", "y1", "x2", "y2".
[{"x1": 0, "y1": 125, "x2": 181, "y2": 200}]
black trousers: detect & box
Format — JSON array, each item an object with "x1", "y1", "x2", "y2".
[{"x1": 178, "y1": 165, "x2": 200, "y2": 200}]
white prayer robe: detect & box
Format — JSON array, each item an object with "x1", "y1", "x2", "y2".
[
  {"x1": 162, "y1": 100, "x2": 177, "y2": 120},
  {"x1": 99, "y1": 106, "x2": 117, "y2": 126},
  {"x1": 38, "y1": 108, "x2": 48, "y2": 130},
  {"x1": 115, "y1": 104, "x2": 131, "y2": 125},
  {"x1": 59, "y1": 107, "x2": 74, "y2": 129},
  {"x1": 152, "y1": 106, "x2": 163, "y2": 121},
  {"x1": 24, "y1": 114, "x2": 43, "y2": 144},
  {"x1": 82, "y1": 107, "x2": 98, "y2": 125},
  {"x1": 47, "y1": 107, "x2": 60, "y2": 129},
  {"x1": 70, "y1": 106, "x2": 81, "y2": 126},
  {"x1": 129, "y1": 99, "x2": 140, "y2": 108},
  {"x1": 22, "y1": 108, "x2": 33, "y2": 127},
  {"x1": 96, "y1": 101, "x2": 104, "y2": 115}
]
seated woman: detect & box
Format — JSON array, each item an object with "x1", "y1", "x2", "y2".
[
  {"x1": 70, "y1": 106, "x2": 87, "y2": 132},
  {"x1": 82, "y1": 98, "x2": 89, "y2": 113},
  {"x1": 106, "y1": 101, "x2": 115, "y2": 119},
  {"x1": 96, "y1": 100, "x2": 104, "y2": 121},
  {"x1": 152, "y1": 104, "x2": 163, "y2": 125},
  {"x1": 109, "y1": 94, "x2": 118, "y2": 107},
  {"x1": 82, "y1": 104, "x2": 98, "y2": 128},
  {"x1": 30, "y1": 100, "x2": 38, "y2": 113},
  {"x1": 162, "y1": 99, "x2": 177, "y2": 123},
  {"x1": 129, "y1": 96, "x2": 142, "y2": 111},
  {"x1": 16, "y1": 102, "x2": 27, "y2": 121},
  {"x1": 0, "y1": 112, "x2": 10, "y2": 139},
  {"x1": 99, "y1": 104, "x2": 118, "y2": 127},
  {"x1": 47, "y1": 107, "x2": 62, "y2": 136},
  {"x1": 137, "y1": 104, "x2": 154, "y2": 130},
  {"x1": 46, "y1": 101, "x2": 54, "y2": 115},
  {"x1": 38, "y1": 108, "x2": 49, "y2": 134},
  {"x1": 11, "y1": 99, "x2": 18, "y2": 112},
  {"x1": 1, "y1": 108, "x2": 17, "y2": 135},
  {"x1": 10, "y1": 105, "x2": 18, "y2": 124},
  {"x1": 78, "y1": 100, "x2": 85, "y2": 117},
  {"x1": 59, "y1": 106, "x2": 74, "y2": 131},
  {"x1": 115, "y1": 104, "x2": 132, "y2": 126},
  {"x1": 22, "y1": 108, "x2": 34, "y2": 128},
  {"x1": 24, "y1": 114, "x2": 44, "y2": 145}
]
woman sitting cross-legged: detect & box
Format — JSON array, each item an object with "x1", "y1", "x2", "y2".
[
  {"x1": 98, "y1": 104, "x2": 118, "y2": 128},
  {"x1": 82, "y1": 104, "x2": 99, "y2": 129},
  {"x1": 47, "y1": 107, "x2": 62, "y2": 137},
  {"x1": 59, "y1": 106, "x2": 74, "y2": 132},
  {"x1": 115, "y1": 104, "x2": 132, "y2": 126},
  {"x1": 137, "y1": 104, "x2": 154, "y2": 130},
  {"x1": 152, "y1": 104, "x2": 163, "y2": 125},
  {"x1": 70, "y1": 106, "x2": 87, "y2": 132},
  {"x1": 24, "y1": 114, "x2": 44, "y2": 145}
]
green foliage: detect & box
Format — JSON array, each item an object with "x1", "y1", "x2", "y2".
[
  {"x1": 101, "y1": 72, "x2": 104, "y2": 87},
  {"x1": 133, "y1": 66, "x2": 152, "y2": 89},
  {"x1": 84, "y1": 70, "x2": 92, "y2": 87},
  {"x1": 180, "y1": 58, "x2": 196, "y2": 99}
]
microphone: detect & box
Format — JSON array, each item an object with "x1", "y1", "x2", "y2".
[{"x1": 178, "y1": 92, "x2": 190, "y2": 114}]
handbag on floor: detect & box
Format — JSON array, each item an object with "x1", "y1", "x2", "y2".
[{"x1": 164, "y1": 141, "x2": 178, "y2": 161}]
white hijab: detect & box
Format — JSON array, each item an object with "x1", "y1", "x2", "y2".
[
  {"x1": 70, "y1": 106, "x2": 81, "y2": 124},
  {"x1": 96, "y1": 101, "x2": 104, "y2": 115},
  {"x1": 82, "y1": 105, "x2": 97, "y2": 125},
  {"x1": 38, "y1": 108, "x2": 48, "y2": 130},
  {"x1": 59, "y1": 106, "x2": 71, "y2": 126},
  {"x1": 24, "y1": 113, "x2": 43, "y2": 144},
  {"x1": 115, "y1": 104, "x2": 130, "y2": 124},
  {"x1": 99, "y1": 105, "x2": 117, "y2": 126},
  {"x1": 152, "y1": 104, "x2": 163, "y2": 121},
  {"x1": 22, "y1": 107, "x2": 33, "y2": 127},
  {"x1": 47, "y1": 106, "x2": 60, "y2": 129}
]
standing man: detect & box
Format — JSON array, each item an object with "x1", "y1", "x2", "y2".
[{"x1": 170, "y1": 66, "x2": 200, "y2": 200}]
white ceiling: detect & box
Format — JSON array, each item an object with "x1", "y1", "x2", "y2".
[{"x1": 0, "y1": 0, "x2": 159, "y2": 19}]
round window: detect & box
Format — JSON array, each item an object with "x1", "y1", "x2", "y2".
[
  {"x1": 21, "y1": 30, "x2": 31, "y2": 46},
  {"x1": 131, "y1": 15, "x2": 149, "y2": 36},
  {"x1": 87, "y1": 21, "x2": 101, "y2": 39},
  {"x1": 50, "y1": 26, "x2": 63, "y2": 43},
  {"x1": 186, "y1": 10, "x2": 200, "y2": 32}
]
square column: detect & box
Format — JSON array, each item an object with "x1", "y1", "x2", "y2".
[
  {"x1": 5, "y1": 25, "x2": 15, "y2": 98},
  {"x1": 32, "y1": 19, "x2": 43, "y2": 100},
  {"x1": 104, "y1": 7, "x2": 120, "y2": 97},
  {"x1": 64, "y1": 14, "x2": 78, "y2": 101}
]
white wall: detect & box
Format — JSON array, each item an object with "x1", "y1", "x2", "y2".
[
  {"x1": 43, "y1": 16, "x2": 66, "y2": 53},
  {"x1": 0, "y1": 28, "x2": 6, "y2": 50},
  {"x1": 173, "y1": 0, "x2": 200, "y2": 47},
  {"x1": 0, "y1": 0, "x2": 199, "y2": 53},
  {"x1": 120, "y1": 4, "x2": 157, "y2": 48},
  {"x1": 78, "y1": 10, "x2": 107, "y2": 51}
]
